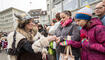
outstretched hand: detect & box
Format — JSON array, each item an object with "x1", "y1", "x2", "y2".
[
  {"x1": 48, "y1": 36, "x2": 57, "y2": 42},
  {"x1": 55, "y1": 37, "x2": 60, "y2": 43},
  {"x1": 42, "y1": 53, "x2": 47, "y2": 60}
]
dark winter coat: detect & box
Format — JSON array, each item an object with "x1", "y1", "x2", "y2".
[
  {"x1": 17, "y1": 39, "x2": 42, "y2": 60},
  {"x1": 7, "y1": 29, "x2": 43, "y2": 60}
]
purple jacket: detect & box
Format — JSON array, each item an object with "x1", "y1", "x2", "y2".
[{"x1": 71, "y1": 18, "x2": 105, "y2": 60}]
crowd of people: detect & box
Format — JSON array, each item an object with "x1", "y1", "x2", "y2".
[
  {"x1": 0, "y1": 35, "x2": 8, "y2": 53},
  {"x1": 5, "y1": 0, "x2": 105, "y2": 60}
]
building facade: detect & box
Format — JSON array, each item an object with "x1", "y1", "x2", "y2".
[
  {"x1": 28, "y1": 9, "x2": 49, "y2": 25},
  {"x1": 28, "y1": 9, "x2": 41, "y2": 21},
  {"x1": 46, "y1": 0, "x2": 54, "y2": 23},
  {"x1": 46, "y1": 0, "x2": 101, "y2": 22},
  {"x1": 39, "y1": 11, "x2": 48, "y2": 25},
  {"x1": 0, "y1": 7, "x2": 25, "y2": 33}
]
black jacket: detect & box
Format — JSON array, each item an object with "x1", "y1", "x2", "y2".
[{"x1": 17, "y1": 38, "x2": 42, "y2": 60}]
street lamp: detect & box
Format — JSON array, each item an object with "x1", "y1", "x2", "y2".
[
  {"x1": 61, "y1": 0, "x2": 64, "y2": 12},
  {"x1": 29, "y1": 0, "x2": 32, "y2": 10}
]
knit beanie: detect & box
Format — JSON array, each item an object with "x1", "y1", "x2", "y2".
[{"x1": 75, "y1": 5, "x2": 93, "y2": 21}]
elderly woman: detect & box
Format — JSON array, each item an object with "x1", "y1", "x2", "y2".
[{"x1": 7, "y1": 13, "x2": 57, "y2": 60}]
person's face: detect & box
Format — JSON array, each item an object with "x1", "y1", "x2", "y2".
[
  {"x1": 103, "y1": 0, "x2": 105, "y2": 3},
  {"x1": 74, "y1": 19, "x2": 87, "y2": 27},
  {"x1": 25, "y1": 20, "x2": 35, "y2": 30},
  {"x1": 38, "y1": 27, "x2": 41, "y2": 29},
  {"x1": 38, "y1": 26, "x2": 42, "y2": 29},
  {"x1": 51, "y1": 22, "x2": 55, "y2": 26},
  {"x1": 60, "y1": 13, "x2": 70, "y2": 22},
  {"x1": 94, "y1": 3, "x2": 105, "y2": 16}
]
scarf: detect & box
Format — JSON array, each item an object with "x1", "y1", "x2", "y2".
[{"x1": 61, "y1": 18, "x2": 72, "y2": 27}]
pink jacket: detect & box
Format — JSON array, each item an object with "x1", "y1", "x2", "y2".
[{"x1": 71, "y1": 18, "x2": 105, "y2": 60}]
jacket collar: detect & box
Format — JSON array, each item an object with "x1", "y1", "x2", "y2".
[{"x1": 100, "y1": 15, "x2": 105, "y2": 20}]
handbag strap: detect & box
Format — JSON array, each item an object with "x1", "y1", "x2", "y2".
[
  {"x1": 12, "y1": 31, "x2": 17, "y2": 49},
  {"x1": 66, "y1": 46, "x2": 69, "y2": 56},
  {"x1": 66, "y1": 46, "x2": 73, "y2": 56},
  {"x1": 66, "y1": 36, "x2": 73, "y2": 56},
  {"x1": 69, "y1": 46, "x2": 73, "y2": 56}
]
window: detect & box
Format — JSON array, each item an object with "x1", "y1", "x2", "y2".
[
  {"x1": 47, "y1": 4, "x2": 50, "y2": 11},
  {"x1": 80, "y1": 0, "x2": 100, "y2": 7},
  {"x1": 55, "y1": 3, "x2": 62, "y2": 12},
  {"x1": 63, "y1": 0, "x2": 79, "y2": 11},
  {"x1": 35, "y1": 12, "x2": 39, "y2": 15},
  {"x1": 47, "y1": 0, "x2": 49, "y2": 1}
]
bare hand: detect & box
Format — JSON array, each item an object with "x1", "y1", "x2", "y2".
[
  {"x1": 42, "y1": 53, "x2": 47, "y2": 60},
  {"x1": 67, "y1": 35, "x2": 71, "y2": 40},
  {"x1": 56, "y1": 37, "x2": 60, "y2": 43},
  {"x1": 48, "y1": 36, "x2": 57, "y2": 42}
]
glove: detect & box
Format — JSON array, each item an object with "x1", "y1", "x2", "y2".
[
  {"x1": 81, "y1": 39, "x2": 89, "y2": 48},
  {"x1": 80, "y1": 33, "x2": 86, "y2": 38},
  {"x1": 59, "y1": 40, "x2": 72, "y2": 46}
]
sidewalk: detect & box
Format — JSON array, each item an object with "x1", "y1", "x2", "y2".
[{"x1": 0, "y1": 50, "x2": 8, "y2": 60}]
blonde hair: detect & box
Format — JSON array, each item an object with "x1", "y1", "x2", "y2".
[{"x1": 16, "y1": 26, "x2": 38, "y2": 41}]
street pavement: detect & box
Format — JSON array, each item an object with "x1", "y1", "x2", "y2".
[{"x1": 0, "y1": 50, "x2": 8, "y2": 60}]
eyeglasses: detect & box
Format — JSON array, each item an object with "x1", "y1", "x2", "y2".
[
  {"x1": 103, "y1": 5, "x2": 105, "y2": 7},
  {"x1": 95, "y1": 5, "x2": 105, "y2": 10}
]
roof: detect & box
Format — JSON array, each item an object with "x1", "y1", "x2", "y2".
[
  {"x1": 28, "y1": 9, "x2": 42, "y2": 12},
  {"x1": 0, "y1": 7, "x2": 25, "y2": 13}
]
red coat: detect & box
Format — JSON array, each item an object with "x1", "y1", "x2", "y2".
[{"x1": 70, "y1": 18, "x2": 105, "y2": 60}]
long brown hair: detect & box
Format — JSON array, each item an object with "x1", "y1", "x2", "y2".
[
  {"x1": 17, "y1": 18, "x2": 34, "y2": 30},
  {"x1": 62, "y1": 10, "x2": 72, "y2": 18},
  {"x1": 16, "y1": 26, "x2": 37, "y2": 41}
]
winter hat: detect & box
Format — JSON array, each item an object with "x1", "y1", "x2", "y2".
[
  {"x1": 14, "y1": 13, "x2": 33, "y2": 28},
  {"x1": 75, "y1": 5, "x2": 93, "y2": 21},
  {"x1": 14, "y1": 13, "x2": 33, "y2": 22}
]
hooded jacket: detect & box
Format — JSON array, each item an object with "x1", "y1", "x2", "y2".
[{"x1": 70, "y1": 18, "x2": 105, "y2": 60}]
